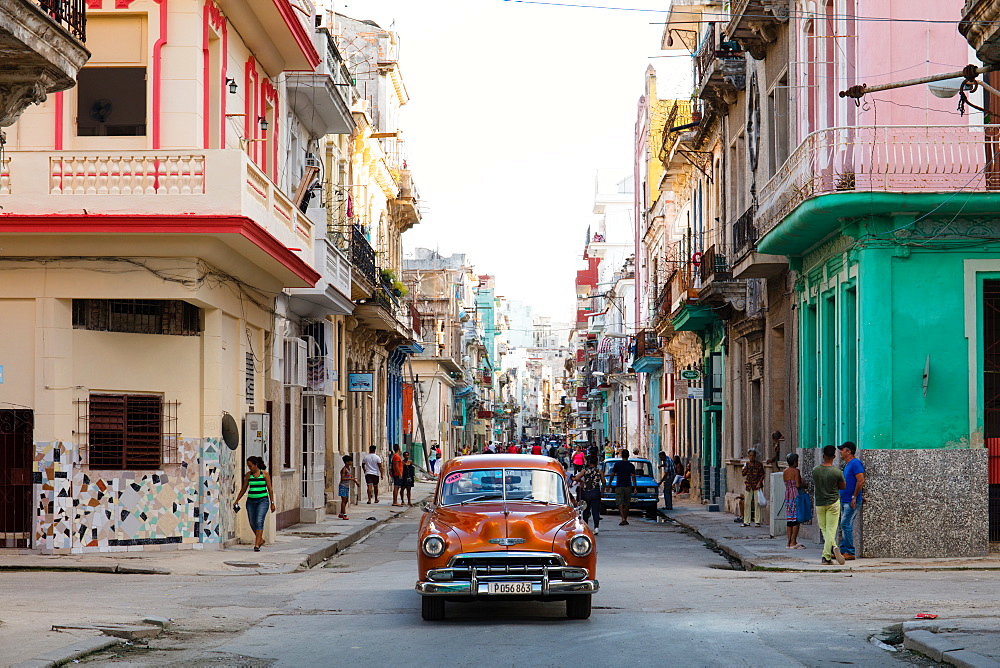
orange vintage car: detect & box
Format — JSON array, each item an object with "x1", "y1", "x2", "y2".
[{"x1": 415, "y1": 454, "x2": 598, "y2": 621}]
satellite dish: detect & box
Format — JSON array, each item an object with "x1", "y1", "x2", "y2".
[{"x1": 222, "y1": 413, "x2": 239, "y2": 451}]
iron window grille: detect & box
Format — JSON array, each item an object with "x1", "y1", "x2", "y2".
[
  {"x1": 76, "y1": 395, "x2": 180, "y2": 470},
  {"x1": 73, "y1": 299, "x2": 201, "y2": 336}
]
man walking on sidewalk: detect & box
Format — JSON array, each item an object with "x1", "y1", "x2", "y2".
[
  {"x1": 361, "y1": 445, "x2": 384, "y2": 504},
  {"x1": 610, "y1": 450, "x2": 637, "y2": 526},
  {"x1": 813, "y1": 445, "x2": 846, "y2": 565},
  {"x1": 741, "y1": 447, "x2": 765, "y2": 527},
  {"x1": 838, "y1": 441, "x2": 865, "y2": 560}
]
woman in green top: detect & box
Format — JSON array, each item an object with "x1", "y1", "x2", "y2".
[{"x1": 234, "y1": 456, "x2": 275, "y2": 551}]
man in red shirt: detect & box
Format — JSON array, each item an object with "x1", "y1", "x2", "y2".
[
  {"x1": 390, "y1": 444, "x2": 405, "y2": 506},
  {"x1": 531, "y1": 441, "x2": 543, "y2": 455},
  {"x1": 506, "y1": 442, "x2": 519, "y2": 454}
]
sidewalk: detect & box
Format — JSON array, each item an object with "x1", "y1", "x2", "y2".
[
  {"x1": 660, "y1": 496, "x2": 1000, "y2": 668},
  {"x1": 0, "y1": 480, "x2": 436, "y2": 578},
  {"x1": 660, "y1": 495, "x2": 1000, "y2": 573}
]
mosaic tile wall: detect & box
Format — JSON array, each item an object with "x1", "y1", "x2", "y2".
[{"x1": 33, "y1": 437, "x2": 226, "y2": 554}]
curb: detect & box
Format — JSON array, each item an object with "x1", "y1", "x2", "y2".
[
  {"x1": 298, "y1": 492, "x2": 433, "y2": 570},
  {"x1": 658, "y1": 508, "x2": 761, "y2": 570},
  {"x1": 12, "y1": 635, "x2": 123, "y2": 668},
  {"x1": 0, "y1": 563, "x2": 170, "y2": 576},
  {"x1": 903, "y1": 629, "x2": 1000, "y2": 668}
]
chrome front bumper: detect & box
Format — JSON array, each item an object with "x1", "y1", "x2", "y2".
[
  {"x1": 416, "y1": 551, "x2": 598, "y2": 597},
  {"x1": 416, "y1": 579, "x2": 599, "y2": 596}
]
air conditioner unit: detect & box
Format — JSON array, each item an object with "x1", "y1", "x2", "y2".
[
  {"x1": 283, "y1": 338, "x2": 308, "y2": 387},
  {"x1": 302, "y1": 321, "x2": 335, "y2": 395}
]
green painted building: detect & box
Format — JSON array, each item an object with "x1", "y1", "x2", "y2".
[{"x1": 758, "y1": 187, "x2": 993, "y2": 557}]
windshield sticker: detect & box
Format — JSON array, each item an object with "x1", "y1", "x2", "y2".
[{"x1": 444, "y1": 472, "x2": 463, "y2": 484}]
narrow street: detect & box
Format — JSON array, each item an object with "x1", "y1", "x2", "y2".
[{"x1": 4, "y1": 510, "x2": 975, "y2": 666}]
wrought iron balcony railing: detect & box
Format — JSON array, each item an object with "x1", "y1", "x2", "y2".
[
  {"x1": 350, "y1": 224, "x2": 377, "y2": 286},
  {"x1": 732, "y1": 205, "x2": 758, "y2": 259},
  {"x1": 31, "y1": 0, "x2": 86, "y2": 41},
  {"x1": 699, "y1": 244, "x2": 732, "y2": 283}
]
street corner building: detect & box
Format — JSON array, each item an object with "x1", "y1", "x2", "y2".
[{"x1": 0, "y1": 0, "x2": 424, "y2": 553}]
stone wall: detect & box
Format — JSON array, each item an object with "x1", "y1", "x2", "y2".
[{"x1": 859, "y1": 448, "x2": 988, "y2": 558}]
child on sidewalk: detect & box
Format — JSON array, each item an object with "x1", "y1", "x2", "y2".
[{"x1": 339, "y1": 455, "x2": 361, "y2": 519}]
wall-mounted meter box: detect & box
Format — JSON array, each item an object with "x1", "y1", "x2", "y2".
[{"x1": 244, "y1": 412, "x2": 270, "y2": 466}]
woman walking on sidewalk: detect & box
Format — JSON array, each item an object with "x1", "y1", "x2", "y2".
[
  {"x1": 234, "y1": 456, "x2": 274, "y2": 552},
  {"x1": 401, "y1": 452, "x2": 416, "y2": 506},
  {"x1": 783, "y1": 453, "x2": 807, "y2": 549},
  {"x1": 573, "y1": 455, "x2": 606, "y2": 534}
]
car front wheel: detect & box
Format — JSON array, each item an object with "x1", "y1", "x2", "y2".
[
  {"x1": 421, "y1": 596, "x2": 445, "y2": 621},
  {"x1": 566, "y1": 594, "x2": 592, "y2": 620}
]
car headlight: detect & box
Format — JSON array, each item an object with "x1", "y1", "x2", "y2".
[
  {"x1": 422, "y1": 535, "x2": 446, "y2": 558},
  {"x1": 569, "y1": 534, "x2": 593, "y2": 557}
]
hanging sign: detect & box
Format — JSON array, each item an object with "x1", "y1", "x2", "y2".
[
  {"x1": 680, "y1": 369, "x2": 701, "y2": 380},
  {"x1": 348, "y1": 373, "x2": 374, "y2": 392}
]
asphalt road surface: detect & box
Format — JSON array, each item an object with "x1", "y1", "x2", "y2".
[{"x1": 39, "y1": 507, "x2": 988, "y2": 666}]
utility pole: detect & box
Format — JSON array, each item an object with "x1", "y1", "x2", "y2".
[{"x1": 406, "y1": 357, "x2": 431, "y2": 472}]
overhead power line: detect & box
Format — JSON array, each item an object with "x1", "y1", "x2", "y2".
[{"x1": 501, "y1": 0, "x2": 1000, "y2": 26}]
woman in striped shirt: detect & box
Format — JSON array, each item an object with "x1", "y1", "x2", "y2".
[{"x1": 234, "y1": 456, "x2": 275, "y2": 551}]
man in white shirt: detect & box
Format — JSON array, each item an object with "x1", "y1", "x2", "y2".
[{"x1": 361, "y1": 445, "x2": 384, "y2": 504}]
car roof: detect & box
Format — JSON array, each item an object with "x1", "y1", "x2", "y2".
[{"x1": 443, "y1": 454, "x2": 564, "y2": 474}]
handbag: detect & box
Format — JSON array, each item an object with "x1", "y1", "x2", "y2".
[
  {"x1": 795, "y1": 491, "x2": 813, "y2": 523},
  {"x1": 756, "y1": 488, "x2": 767, "y2": 508}
]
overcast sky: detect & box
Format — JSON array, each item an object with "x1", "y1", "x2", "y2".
[{"x1": 340, "y1": 0, "x2": 688, "y2": 322}]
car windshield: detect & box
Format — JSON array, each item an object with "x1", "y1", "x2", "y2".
[
  {"x1": 438, "y1": 468, "x2": 567, "y2": 506},
  {"x1": 602, "y1": 460, "x2": 654, "y2": 478}
]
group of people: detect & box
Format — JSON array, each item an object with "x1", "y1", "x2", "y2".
[
  {"x1": 334, "y1": 444, "x2": 421, "y2": 520},
  {"x1": 656, "y1": 452, "x2": 691, "y2": 511},
  {"x1": 740, "y1": 441, "x2": 865, "y2": 564},
  {"x1": 570, "y1": 448, "x2": 639, "y2": 534}
]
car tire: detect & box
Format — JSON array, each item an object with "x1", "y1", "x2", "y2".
[
  {"x1": 566, "y1": 594, "x2": 592, "y2": 620},
  {"x1": 421, "y1": 596, "x2": 445, "y2": 621}
]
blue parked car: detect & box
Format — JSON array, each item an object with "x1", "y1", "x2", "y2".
[{"x1": 600, "y1": 458, "x2": 659, "y2": 516}]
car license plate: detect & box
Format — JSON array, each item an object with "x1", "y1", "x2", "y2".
[{"x1": 486, "y1": 581, "x2": 532, "y2": 594}]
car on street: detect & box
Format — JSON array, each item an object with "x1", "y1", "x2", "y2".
[
  {"x1": 600, "y1": 457, "x2": 659, "y2": 516},
  {"x1": 415, "y1": 454, "x2": 598, "y2": 621}
]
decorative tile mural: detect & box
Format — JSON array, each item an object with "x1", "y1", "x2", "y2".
[{"x1": 33, "y1": 437, "x2": 226, "y2": 554}]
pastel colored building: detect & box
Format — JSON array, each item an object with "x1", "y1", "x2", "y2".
[{"x1": 0, "y1": 0, "x2": 366, "y2": 552}]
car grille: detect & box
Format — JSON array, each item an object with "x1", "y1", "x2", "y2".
[{"x1": 448, "y1": 552, "x2": 573, "y2": 581}]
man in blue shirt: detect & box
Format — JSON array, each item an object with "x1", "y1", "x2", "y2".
[{"x1": 838, "y1": 441, "x2": 865, "y2": 560}]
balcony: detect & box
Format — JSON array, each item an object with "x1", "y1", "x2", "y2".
[
  {"x1": 288, "y1": 233, "x2": 353, "y2": 317},
  {"x1": 0, "y1": 0, "x2": 89, "y2": 127},
  {"x1": 697, "y1": 244, "x2": 746, "y2": 312},
  {"x1": 350, "y1": 224, "x2": 377, "y2": 298},
  {"x1": 215, "y1": 0, "x2": 319, "y2": 75},
  {"x1": 699, "y1": 244, "x2": 731, "y2": 284},
  {"x1": 392, "y1": 168, "x2": 420, "y2": 232},
  {"x1": 353, "y1": 279, "x2": 414, "y2": 346},
  {"x1": 755, "y1": 125, "x2": 1000, "y2": 254},
  {"x1": 0, "y1": 149, "x2": 319, "y2": 286},
  {"x1": 726, "y1": 0, "x2": 788, "y2": 60},
  {"x1": 730, "y1": 204, "x2": 787, "y2": 279},
  {"x1": 286, "y1": 28, "x2": 356, "y2": 139},
  {"x1": 694, "y1": 22, "x2": 746, "y2": 107},
  {"x1": 961, "y1": 0, "x2": 1000, "y2": 66},
  {"x1": 632, "y1": 330, "x2": 663, "y2": 374}
]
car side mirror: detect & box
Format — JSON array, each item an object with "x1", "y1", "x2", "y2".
[
  {"x1": 576, "y1": 501, "x2": 586, "y2": 515},
  {"x1": 422, "y1": 504, "x2": 435, "y2": 513}
]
